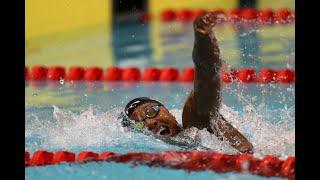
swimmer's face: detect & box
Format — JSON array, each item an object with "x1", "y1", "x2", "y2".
[{"x1": 130, "y1": 102, "x2": 182, "y2": 137}]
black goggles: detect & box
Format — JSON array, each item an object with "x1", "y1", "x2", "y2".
[
  {"x1": 140, "y1": 103, "x2": 163, "y2": 121},
  {"x1": 120, "y1": 103, "x2": 163, "y2": 129}
]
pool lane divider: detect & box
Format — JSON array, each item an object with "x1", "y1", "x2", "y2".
[
  {"x1": 25, "y1": 150, "x2": 295, "y2": 179},
  {"x1": 25, "y1": 66, "x2": 295, "y2": 84},
  {"x1": 138, "y1": 8, "x2": 295, "y2": 25}
]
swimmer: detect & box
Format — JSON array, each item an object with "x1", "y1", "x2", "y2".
[{"x1": 121, "y1": 12, "x2": 254, "y2": 153}]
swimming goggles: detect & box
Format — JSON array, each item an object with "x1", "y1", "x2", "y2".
[
  {"x1": 120, "y1": 103, "x2": 163, "y2": 130},
  {"x1": 140, "y1": 103, "x2": 163, "y2": 121}
]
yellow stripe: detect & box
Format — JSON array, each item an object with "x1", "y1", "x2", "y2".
[
  {"x1": 26, "y1": 0, "x2": 112, "y2": 39},
  {"x1": 26, "y1": 0, "x2": 114, "y2": 68},
  {"x1": 258, "y1": 24, "x2": 295, "y2": 63},
  {"x1": 257, "y1": 0, "x2": 295, "y2": 9}
]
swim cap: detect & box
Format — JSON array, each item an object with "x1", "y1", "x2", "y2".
[{"x1": 124, "y1": 97, "x2": 164, "y2": 117}]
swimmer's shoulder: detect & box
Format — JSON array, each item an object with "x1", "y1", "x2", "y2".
[
  {"x1": 182, "y1": 91, "x2": 214, "y2": 132},
  {"x1": 182, "y1": 91, "x2": 195, "y2": 128}
]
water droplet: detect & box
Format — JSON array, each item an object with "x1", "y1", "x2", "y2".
[{"x1": 59, "y1": 78, "x2": 65, "y2": 85}]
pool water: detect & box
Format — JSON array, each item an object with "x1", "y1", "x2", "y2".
[{"x1": 25, "y1": 17, "x2": 294, "y2": 180}]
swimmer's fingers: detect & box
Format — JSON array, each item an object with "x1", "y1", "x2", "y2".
[
  {"x1": 193, "y1": 12, "x2": 227, "y2": 34},
  {"x1": 237, "y1": 141, "x2": 254, "y2": 154}
]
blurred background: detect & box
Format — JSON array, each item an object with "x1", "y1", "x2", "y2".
[{"x1": 25, "y1": 0, "x2": 294, "y2": 69}]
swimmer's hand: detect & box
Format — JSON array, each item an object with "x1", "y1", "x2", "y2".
[
  {"x1": 192, "y1": 11, "x2": 225, "y2": 69},
  {"x1": 213, "y1": 115, "x2": 254, "y2": 154},
  {"x1": 193, "y1": 11, "x2": 227, "y2": 35}
]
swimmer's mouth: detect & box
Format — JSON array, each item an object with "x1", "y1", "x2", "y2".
[{"x1": 157, "y1": 126, "x2": 172, "y2": 136}]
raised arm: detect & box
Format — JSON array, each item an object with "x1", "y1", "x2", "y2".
[
  {"x1": 192, "y1": 12, "x2": 224, "y2": 115},
  {"x1": 182, "y1": 12, "x2": 253, "y2": 153}
]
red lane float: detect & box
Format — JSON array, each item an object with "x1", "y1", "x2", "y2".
[
  {"x1": 180, "y1": 67, "x2": 195, "y2": 82},
  {"x1": 47, "y1": 66, "x2": 66, "y2": 80},
  {"x1": 257, "y1": 155, "x2": 283, "y2": 177},
  {"x1": 276, "y1": 8, "x2": 295, "y2": 23},
  {"x1": 230, "y1": 8, "x2": 241, "y2": 20},
  {"x1": 30, "y1": 66, "x2": 48, "y2": 80},
  {"x1": 161, "y1": 9, "x2": 176, "y2": 22},
  {"x1": 256, "y1": 68, "x2": 277, "y2": 83},
  {"x1": 99, "y1": 151, "x2": 116, "y2": 160},
  {"x1": 122, "y1": 67, "x2": 141, "y2": 81},
  {"x1": 235, "y1": 153, "x2": 258, "y2": 172},
  {"x1": 237, "y1": 68, "x2": 257, "y2": 83},
  {"x1": 259, "y1": 9, "x2": 275, "y2": 24},
  {"x1": 84, "y1": 67, "x2": 103, "y2": 81},
  {"x1": 221, "y1": 69, "x2": 232, "y2": 83},
  {"x1": 25, "y1": 151, "x2": 30, "y2": 166},
  {"x1": 230, "y1": 69, "x2": 240, "y2": 80},
  {"x1": 142, "y1": 67, "x2": 161, "y2": 81},
  {"x1": 280, "y1": 156, "x2": 295, "y2": 179},
  {"x1": 277, "y1": 68, "x2": 295, "y2": 83},
  {"x1": 25, "y1": 66, "x2": 295, "y2": 84},
  {"x1": 25, "y1": 67, "x2": 29, "y2": 80},
  {"x1": 139, "y1": 8, "x2": 294, "y2": 24},
  {"x1": 77, "y1": 151, "x2": 99, "y2": 162},
  {"x1": 102, "y1": 67, "x2": 123, "y2": 81},
  {"x1": 29, "y1": 150, "x2": 54, "y2": 166},
  {"x1": 240, "y1": 8, "x2": 259, "y2": 21},
  {"x1": 52, "y1": 151, "x2": 76, "y2": 164},
  {"x1": 25, "y1": 150, "x2": 295, "y2": 179},
  {"x1": 176, "y1": 9, "x2": 193, "y2": 22},
  {"x1": 159, "y1": 67, "x2": 179, "y2": 81},
  {"x1": 67, "y1": 66, "x2": 85, "y2": 81},
  {"x1": 211, "y1": 153, "x2": 238, "y2": 173}
]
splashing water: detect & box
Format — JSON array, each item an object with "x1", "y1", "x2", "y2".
[{"x1": 25, "y1": 102, "x2": 294, "y2": 158}]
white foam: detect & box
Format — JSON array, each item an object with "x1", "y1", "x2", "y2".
[{"x1": 25, "y1": 103, "x2": 294, "y2": 158}]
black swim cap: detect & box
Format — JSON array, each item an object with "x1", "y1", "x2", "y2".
[{"x1": 124, "y1": 97, "x2": 164, "y2": 117}]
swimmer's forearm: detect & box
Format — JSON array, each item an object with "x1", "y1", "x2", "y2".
[
  {"x1": 193, "y1": 28, "x2": 221, "y2": 75},
  {"x1": 215, "y1": 115, "x2": 254, "y2": 153},
  {"x1": 192, "y1": 12, "x2": 224, "y2": 73}
]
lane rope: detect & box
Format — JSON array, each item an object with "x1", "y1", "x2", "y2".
[
  {"x1": 25, "y1": 150, "x2": 295, "y2": 179},
  {"x1": 25, "y1": 66, "x2": 295, "y2": 84},
  {"x1": 138, "y1": 8, "x2": 295, "y2": 25}
]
